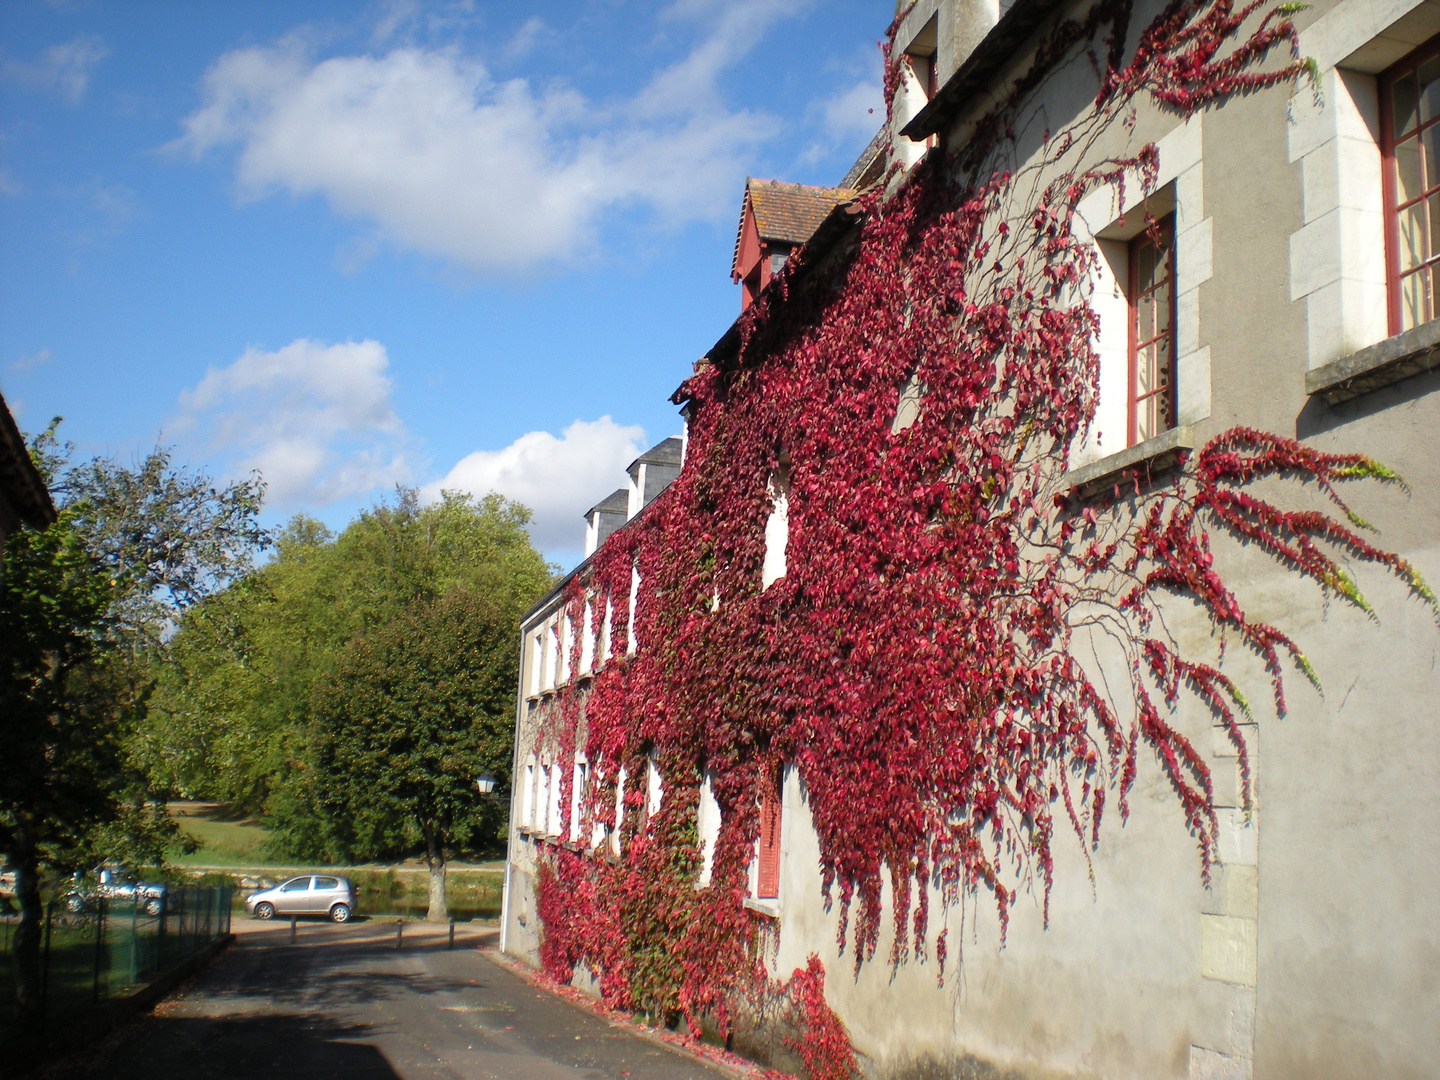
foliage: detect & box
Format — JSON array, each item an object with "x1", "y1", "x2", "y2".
[
  {"x1": 2, "y1": 425, "x2": 268, "y2": 1028},
  {"x1": 523, "y1": 0, "x2": 1436, "y2": 1073},
  {"x1": 308, "y1": 587, "x2": 517, "y2": 918},
  {"x1": 148, "y1": 489, "x2": 554, "y2": 864}
]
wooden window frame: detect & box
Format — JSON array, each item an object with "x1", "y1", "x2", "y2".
[
  {"x1": 1380, "y1": 33, "x2": 1440, "y2": 336},
  {"x1": 1126, "y1": 216, "x2": 1178, "y2": 447}
]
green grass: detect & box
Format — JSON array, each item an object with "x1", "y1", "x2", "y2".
[{"x1": 168, "y1": 802, "x2": 271, "y2": 867}]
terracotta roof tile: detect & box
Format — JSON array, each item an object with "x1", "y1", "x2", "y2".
[
  {"x1": 748, "y1": 179, "x2": 855, "y2": 244},
  {"x1": 730, "y1": 178, "x2": 856, "y2": 280}
]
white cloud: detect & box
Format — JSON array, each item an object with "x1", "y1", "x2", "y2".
[
  {"x1": 9, "y1": 348, "x2": 52, "y2": 374},
  {"x1": 175, "y1": 338, "x2": 411, "y2": 509},
  {"x1": 173, "y1": 1, "x2": 804, "y2": 274},
  {"x1": 427, "y1": 417, "x2": 647, "y2": 552},
  {"x1": 801, "y1": 76, "x2": 884, "y2": 165},
  {"x1": 3, "y1": 35, "x2": 108, "y2": 104}
]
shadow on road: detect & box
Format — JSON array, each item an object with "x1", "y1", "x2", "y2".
[{"x1": 41, "y1": 1013, "x2": 400, "y2": 1080}]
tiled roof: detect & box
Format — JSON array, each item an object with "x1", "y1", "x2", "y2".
[
  {"x1": 730, "y1": 179, "x2": 856, "y2": 281},
  {"x1": 585, "y1": 488, "x2": 629, "y2": 518},
  {"x1": 747, "y1": 179, "x2": 856, "y2": 245},
  {"x1": 629, "y1": 435, "x2": 684, "y2": 470}
]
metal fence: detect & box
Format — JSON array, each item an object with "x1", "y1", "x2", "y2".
[{"x1": 0, "y1": 885, "x2": 232, "y2": 1040}]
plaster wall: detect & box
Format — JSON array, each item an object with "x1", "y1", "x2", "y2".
[{"x1": 504, "y1": 0, "x2": 1440, "y2": 1074}]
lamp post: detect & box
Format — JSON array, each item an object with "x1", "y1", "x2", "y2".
[{"x1": 475, "y1": 772, "x2": 497, "y2": 796}]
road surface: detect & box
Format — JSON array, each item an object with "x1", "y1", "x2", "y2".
[{"x1": 41, "y1": 919, "x2": 735, "y2": 1080}]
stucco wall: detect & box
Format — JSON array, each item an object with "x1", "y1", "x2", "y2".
[{"x1": 504, "y1": 0, "x2": 1440, "y2": 1075}]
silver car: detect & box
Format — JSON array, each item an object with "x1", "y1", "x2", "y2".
[{"x1": 245, "y1": 875, "x2": 356, "y2": 922}]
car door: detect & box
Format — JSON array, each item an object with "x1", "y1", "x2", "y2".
[
  {"x1": 274, "y1": 876, "x2": 313, "y2": 914},
  {"x1": 312, "y1": 876, "x2": 342, "y2": 913}
]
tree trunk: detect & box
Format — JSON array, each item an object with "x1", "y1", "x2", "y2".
[
  {"x1": 422, "y1": 822, "x2": 448, "y2": 923},
  {"x1": 10, "y1": 826, "x2": 44, "y2": 1033}
]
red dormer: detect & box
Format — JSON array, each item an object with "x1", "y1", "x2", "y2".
[{"x1": 730, "y1": 179, "x2": 856, "y2": 310}]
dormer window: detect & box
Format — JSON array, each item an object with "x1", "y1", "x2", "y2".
[
  {"x1": 893, "y1": 14, "x2": 938, "y2": 169},
  {"x1": 731, "y1": 179, "x2": 856, "y2": 311}
]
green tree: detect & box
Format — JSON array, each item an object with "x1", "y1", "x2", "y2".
[
  {"x1": 1, "y1": 426, "x2": 267, "y2": 1029},
  {"x1": 311, "y1": 588, "x2": 517, "y2": 921},
  {"x1": 147, "y1": 488, "x2": 553, "y2": 874}
]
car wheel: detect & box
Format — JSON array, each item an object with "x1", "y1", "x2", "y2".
[
  {"x1": 254, "y1": 902, "x2": 275, "y2": 920},
  {"x1": 329, "y1": 903, "x2": 351, "y2": 924},
  {"x1": 144, "y1": 898, "x2": 163, "y2": 916},
  {"x1": 65, "y1": 896, "x2": 84, "y2": 913}
]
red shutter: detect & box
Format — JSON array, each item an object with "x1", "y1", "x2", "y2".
[{"x1": 757, "y1": 772, "x2": 781, "y2": 899}]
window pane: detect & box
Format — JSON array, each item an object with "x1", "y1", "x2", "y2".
[
  {"x1": 1420, "y1": 58, "x2": 1440, "y2": 125},
  {"x1": 1397, "y1": 135, "x2": 1425, "y2": 203},
  {"x1": 1424, "y1": 126, "x2": 1440, "y2": 193},
  {"x1": 1136, "y1": 343, "x2": 1156, "y2": 395},
  {"x1": 1400, "y1": 268, "x2": 1434, "y2": 331},
  {"x1": 281, "y1": 877, "x2": 311, "y2": 892},
  {"x1": 1394, "y1": 70, "x2": 1420, "y2": 136},
  {"x1": 1152, "y1": 281, "x2": 1171, "y2": 338},
  {"x1": 1136, "y1": 395, "x2": 1161, "y2": 443},
  {"x1": 1135, "y1": 242, "x2": 1156, "y2": 293},
  {"x1": 314, "y1": 877, "x2": 339, "y2": 890},
  {"x1": 1136, "y1": 291, "x2": 1155, "y2": 343},
  {"x1": 1397, "y1": 198, "x2": 1432, "y2": 271}
]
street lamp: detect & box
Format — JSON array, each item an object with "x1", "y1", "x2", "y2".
[{"x1": 475, "y1": 771, "x2": 497, "y2": 796}]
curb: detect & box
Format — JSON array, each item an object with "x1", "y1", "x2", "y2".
[{"x1": 480, "y1": 948, "x2": 785, "y2": 1080}]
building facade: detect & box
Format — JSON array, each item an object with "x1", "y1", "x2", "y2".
[{"x1": 502, "y1": 1, "x2": 1440, "y2": 1077}]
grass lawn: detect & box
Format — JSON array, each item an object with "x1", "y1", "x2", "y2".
[
  {"x1": 166, "y1": 804, "x2": 504, "y2": 920},
  {"x1": 168, "y1": 802, "x2": 271, "y2": 867}
]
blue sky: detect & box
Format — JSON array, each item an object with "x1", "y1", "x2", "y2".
[{"x1": 0, "y1": 0, "x2": 885, "y2": 568}]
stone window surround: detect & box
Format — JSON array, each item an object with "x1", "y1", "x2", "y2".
[
  {"x1": 1287, "y1": 0, "x2": 1440, "y2": 378},
  {"x1": 1068, "y1": 114, "x2": 1211, "y2": 490}
]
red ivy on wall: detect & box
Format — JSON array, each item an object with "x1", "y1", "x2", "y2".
[{"x1": 526, "y1": 0, "x2": 1435, "y2": 1072}]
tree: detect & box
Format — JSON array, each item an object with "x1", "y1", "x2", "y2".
[
  {"x1": 312, "y1": 588, "x2": 516, "y2": 921},
  {"x1": 1, "y1": 425, "x2": 267, "y2": 1029},
  {"x1": 147, "y1": 488, "x2": 552, "y2": 873}
]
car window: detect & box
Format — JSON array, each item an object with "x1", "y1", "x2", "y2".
[
  {"x1": 280, "y1": 877, "x2": 312, "y2": 892},
  {"x1": 314, "y1": 877, "x2": 339, "y2": 890}
]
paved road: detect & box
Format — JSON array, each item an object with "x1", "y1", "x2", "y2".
[{"x1": 42, "y1": 920, "x2": 733, "y2": 1080}]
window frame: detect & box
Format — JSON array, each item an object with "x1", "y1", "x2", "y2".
[
  {"x1": 1380, "y1": 33, "x2": 1440, "y2": 337},
  {"x1": 1126, "y1": 215, "x2": 1178, "y2": 447}
]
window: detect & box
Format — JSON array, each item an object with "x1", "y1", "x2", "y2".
[
  {"x1": 1382, "y1": 36, "x2": 1440, "y2": 334},
  {"x1": 755, "y1": 769, "x2": 782, "y2": 900},
  {"x1": 761, "y1": 462, "x2": 790, "y2": 589},
  {"x1": 522, "y1": 757, "x2": 536, "y2": 829},
  {"x1": 281, "y1": 877, "x2": 311, "y2": 892},
  {"x1": 314, "y1": 877, "x2": 339, "y2": 890},
  {"x1": 1128, "y1": 216, "x2": 1177, "y2": 445}
]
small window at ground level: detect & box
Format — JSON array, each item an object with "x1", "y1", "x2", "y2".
[
  {"x1": 1382, "y1": 35, "x2": 1440, "y2": 334},
  {"x1": 1128, "y1": 216, "x2": 1176, "y2": 445}
]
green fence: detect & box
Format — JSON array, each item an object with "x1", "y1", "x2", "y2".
[{"x1": 0, "y1": 885, "x2": 231, "y2": 1045}]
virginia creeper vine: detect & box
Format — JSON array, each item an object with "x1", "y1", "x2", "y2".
[{"x1": 523, "y1": 0, "x2": 1436, "y2": 1073}]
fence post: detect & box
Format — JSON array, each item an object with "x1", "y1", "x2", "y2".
[
  {"x1": 92, "y1": 896, "x2": 106, "y2": 1005},
  {"x1": 290, "y1": 916, "x2": 296, "y2": 943},
  {"x1": 130, "y1": 897, "x2": 139, "y2": 986},
  {"x1": 40, "y1": 899, "x2": 53, "y2": 1034},
  {"x1": 395, "y1": 919, "x2": 403, "y2": 950},
  {"x1": 448, "y1": 919, "x2": 455, "y2": 950}
]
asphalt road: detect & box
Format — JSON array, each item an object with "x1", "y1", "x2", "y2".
[{"x1": 41, "y1": 919, "x2": 734, "y2": 1080}]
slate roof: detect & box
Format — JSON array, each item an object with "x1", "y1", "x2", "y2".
[
  {"x1": 627, "y1": 436, "x2": 684, "y2": 477},
  {"x1": 731, "y1": 179, "x2": 856, "y2": 279},
  {"x1": 585, "y1": 488, "x2": 629, "y2": 519}
]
